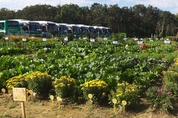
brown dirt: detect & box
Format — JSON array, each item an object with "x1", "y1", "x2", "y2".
[{"x1": 0, "y1": 93, "x2": 177, "y2": 118}]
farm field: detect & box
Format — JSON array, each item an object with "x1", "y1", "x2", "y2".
[{"x1": 1, "y1": 36, "x2": 178, "y2": 118}]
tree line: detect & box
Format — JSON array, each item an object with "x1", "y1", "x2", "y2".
[{"x1": 0, "y1": 3, "x2": 178, "y2": 38}]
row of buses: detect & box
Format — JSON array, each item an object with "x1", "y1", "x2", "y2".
[{"x1": 0, "y1": 19, "x2": 111, "y2": 38}]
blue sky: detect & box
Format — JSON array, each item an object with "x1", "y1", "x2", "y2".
[{"x1": 0, "y1": 0, "x2": 178, "y2": 14}]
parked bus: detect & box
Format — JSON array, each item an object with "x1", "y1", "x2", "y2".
[
  {"x1": 92, "y1": 26, "x2": 112, "y2": 38},
  {"x1": 0, "y1": 20, "x2": 21, "y2": 36},
  {"x1": 36, "y1": 21, "x2": 58, "y2": 38},
  {"x1": 97, "y1": 26, "x2": 112, "y2": 38},
  {"x1": 103, "y1": 27, "x2": 112, "y2": 37},
  {"x1": 12, "y1": 19, "x2": 42, "y2": 37},
  {"x1": 77, "y1": 24, "x2": 89, "y2": 36},
  {"x1": 55, "y1": 23, "x2": 69, "y2": 37},
  {"x1": 66, "y1": 24, "x2": 81, "y2": 37}
]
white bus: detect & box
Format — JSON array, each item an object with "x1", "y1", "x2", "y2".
[
  {"x1": 0, "y1": 20, "x2": 21, "y2": 36},
  {"x1": 36, "y1": 21, "x2": 58, "y2": 38},
  {"x1": 77, "y1": 24, "x2": 89, "y2": 34},
  {"x1": 12, "y1": 19, "x2": 42, "y2": 37},
  {"x1": 55, "y1": 23, "x2": 69, "y2": 37},
  {"x1": 93, "y1": 26, "x2": 111, "y2": 37}
]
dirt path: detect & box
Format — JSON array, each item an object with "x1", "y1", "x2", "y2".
[{"x1": 0, "y1": 94, "x2": 177, "y2": 118}]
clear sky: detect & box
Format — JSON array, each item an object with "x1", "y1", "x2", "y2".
[{"x1": 0, "y1": 0, "x2": 178, "y2": 14}]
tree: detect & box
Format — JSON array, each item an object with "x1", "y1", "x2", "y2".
[
  {"x1": 0, "y1": 8, "x2": 16, "y2": 20},
  {"x1": 15, "y1": 4, "x2": 57, "y2": 21},
  {"x1": 107, "y1": 4, "x2": 121, "y2": 33},
  {"x1": 57, "y1": 4, "x2": 81, "y2": 24}
]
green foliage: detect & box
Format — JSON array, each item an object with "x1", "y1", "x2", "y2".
[
  {"x1": 0, "y1": 34, "x2": 3, "y2": 39},
  {"x1": 27, "y1": 71, "x2": 53, "y2": 97},
  {"x1": 163, "y1": 58, "x2": 178, "y2": 97},
  {"x1": 164, "y1": 82, "x2": 178, "y2": 97},
  {"x1": 0, "y1": 37, "x2": 178, "y2": 108},
  {"x1": 163, "y1": 70, "x2": 178, "y2": 83},
  {"x1": 124, "y1": 38, "x2": 137, "y2": 45},
  {"x1": 111, "y1": 33, "x2": 126, "y2": 41},
  {"x1": 1, "y1": 3, "x2": 177, "y2": 38},
  {"x1": 146, "y1": 87, "x2": 173, "y2": 112}
]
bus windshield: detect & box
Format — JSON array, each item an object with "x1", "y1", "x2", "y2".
[
  {"x1": 29, "y1": 22, "x2": 41, "y2": 31},
  {"x1": 59, "y1": 25, "x2": 68, "y2": 33},
  {"x1": 48, "y1": 23, "x2": 58, "y2": 31}
]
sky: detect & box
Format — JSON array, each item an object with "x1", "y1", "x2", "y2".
[{"x1": 0, "y1": 0, "x2": 178, "y2": 14}]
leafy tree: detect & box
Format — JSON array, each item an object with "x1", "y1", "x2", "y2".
[
  {"x1": 57, "y1": 4, "x2": 81, "y2": 24},
  {"x1": 0, "y1": 8, "x2": 16, "y2": 19},
  {"x1": 15, "y1": 4, "x2": 57, "y2": 21},
  {"x1": 1, "y1": 3, "x2": 178, "y2": 38}
]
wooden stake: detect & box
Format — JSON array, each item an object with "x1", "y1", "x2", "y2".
[{"x1": 21, "y1": 102, "x2": 26, "y2": 118}]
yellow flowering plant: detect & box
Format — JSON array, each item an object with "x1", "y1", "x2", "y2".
[
  {"x1": 6, "y1": 75, "x2": 28, "y2": 90},
  {"x1": 26, "y1": 71, "x2": 53, "y2": 97},
  {"x1": 54, "y1": 76, "x2": 76, "y2": 98},
  {"x1": 109, "y1": 81, "x2": 138, "y2": 108},
  {"x1": 81, "y1": 79, "x2": 108, "y2": 104}
]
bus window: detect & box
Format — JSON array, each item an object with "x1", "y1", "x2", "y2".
[
  {"x1": 7, "y1": 21, "x2": 19, "y2": 28},
  {"x1": 0, "y1": 23, "x2": 4, "y2": 30}
]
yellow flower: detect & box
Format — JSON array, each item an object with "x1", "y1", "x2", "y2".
[
  {"x1": 57, "y1": 96, "x2": 62, "y2": 102},
  {"x1": 49, "y1": 95, "x2": 54, "y2": 100},
  {"x1": 112, "y1": 98, "x2": 117, "y2": 104},
  {"x1": 116, "y1": 93, "x2": 122, "y2": 97},
  {"x1": 122, "y1": 100, "x2": 127, "y2": 106},
  {"x1": 88, "y1": 94, "x2": 93, "y2": 99}
]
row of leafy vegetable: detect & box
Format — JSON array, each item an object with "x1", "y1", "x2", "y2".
[
  {"x1": 0, "y1": 38, "x2": 178, "y2": 111},
  {"x1": 0, "y1": 39, "x2": 176, "y2": 89}
]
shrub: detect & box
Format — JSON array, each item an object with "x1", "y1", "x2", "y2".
[
  {"x1": 163, "y1": 58, "x2": 178, "y2": 97},
  {"x1": 81, "y1": 79, "x2": 108, "y2": 104},
  {"x1": 109, "y1": 81, "x2": 138, "y2": 108},
  {"x1": 53, "y1": 76, "x2": 76, "y2": 98},
  {"x1": 163, "y1": 70, "x2": 178, "y2": 83},
  {"x1": 6, "y1": 75, "x2": 28, "y2": 90},
  {"x1": 164, "y1": 82, "x2": 178, "y2": 97},
  {"x1": 146, "y1": 86, "x2": 173, "y2": 112},
  {"x1": 26, "y1": 71, "x2": 53, "y2": 98},
  {"x1": 0, "y1": 34, "x2": 3, "y2": 39}
]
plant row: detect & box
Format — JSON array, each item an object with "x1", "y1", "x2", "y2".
[{"x1": 1, "y1": 37, "x2": 178, "y2": 112}]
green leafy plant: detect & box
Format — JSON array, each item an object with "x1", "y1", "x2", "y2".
[
  {"x1": 146, "y1": 86, "x2": 173, "y2": 112},
  {"x1": 164, "y1": 82, "x2": 178, "y2": 97},
  {"x1": 0, "y1": 34, "x2": 3, "y2": 39}
]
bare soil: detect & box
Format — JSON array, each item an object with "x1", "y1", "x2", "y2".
[{"x1": 0, "y1": 93, "x2": 177, "y2": 118}]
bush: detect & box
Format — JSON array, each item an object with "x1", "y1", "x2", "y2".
[
  {"x1": 53, "y1": 76, "x2": 76, "y2": 98},
  {"x1": 26, "y1": 71, "x2": 53, "y2": 98},
  {"x1": 146, "y1": 86, "x2": 173, "y2": 112},
  {"x1": 164, "y1": 82, "x2": 178, "y2": 97},
  {"x1": 81, "y1": 79, "x2": 108, "y2": 104},
  {"x1": 6, "y1": 75, "x2": 28, "y2": 90},
  {"x1": 0, "y1": 34, "x2": 3, "y2": 39},
  {"x1": 109, "y1": 81, "x2": 138, "y2": 108}
]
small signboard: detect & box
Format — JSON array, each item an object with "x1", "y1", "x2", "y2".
[{"x1": 13, "y1": 88, "x2": 27, "y2": 101}]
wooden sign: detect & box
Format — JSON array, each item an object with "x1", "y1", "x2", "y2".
[{"x1": 13, "y1": 88, "x2": 27, "y2": 101}]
